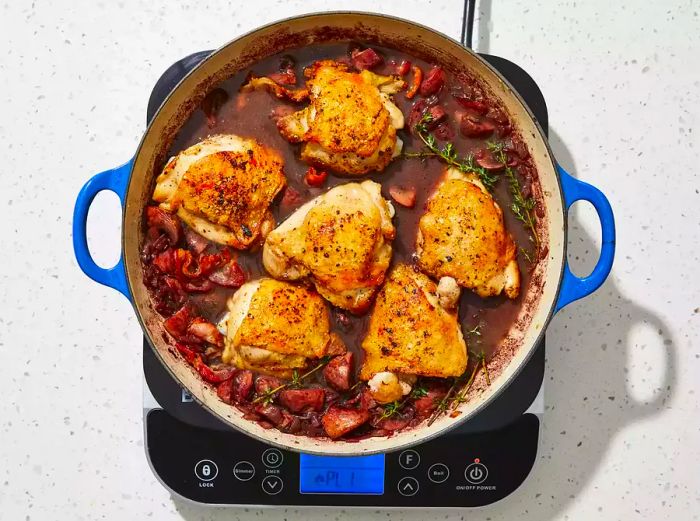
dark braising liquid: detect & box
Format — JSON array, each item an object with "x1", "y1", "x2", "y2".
[{"x1": 145, "y1": 43, "x2": 540, "y2": 438}]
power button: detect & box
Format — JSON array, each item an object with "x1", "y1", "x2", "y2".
[{"x1": 464, "y1": 461, "x2": 488, "y2": 484}]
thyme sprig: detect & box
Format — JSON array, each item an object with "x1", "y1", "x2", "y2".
[
  {"x1": 405, "y1": 114, "x2": 499, "y2": 191},
  {"x1": 427, "y1": 351, "x2": 493, "y2": 424},
  {"x1": 487, "y1": 141, "x2": 541, "y2": 256},
  {"x1": 378, "y1": 383, "x2": 429, "y2": 421},
  {"x1": 252, "y1": 355, "x2": 333, "y2": 405}
]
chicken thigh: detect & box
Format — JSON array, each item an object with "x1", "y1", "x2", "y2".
[
  {"x1": 262, "y1": 181, "x2": 395, "y2": 313},
  {"x1": 152, "y1": 134, "x2": 286, "y2": 248},
  {"x1": 245, "y1": 60, "x2": 405, "y2": 175},
  {"x1": 360, "y1": 264, "x2": 468, "y2": 403},
  {"x1": 416, "y1": 167, "x2": 521, "y2": 299},
  {"x1": 220, "y1": 278, "x2": 344, "y2": 378}
]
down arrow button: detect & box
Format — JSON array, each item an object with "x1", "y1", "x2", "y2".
[{"x1": 261, "y1": 475, "x2": 284, "y2": 495}]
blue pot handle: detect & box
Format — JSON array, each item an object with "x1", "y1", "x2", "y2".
[
  {"x1": 555, "y1": 164, "x2": 615, "y2": 312},
  {"x1": 72, "y1": 159, "x2": 133, "y2": 300}
]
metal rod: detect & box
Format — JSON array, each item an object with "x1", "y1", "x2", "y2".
[{"x1": 461, "y1": 0, "x2": 476, "y2": 49}]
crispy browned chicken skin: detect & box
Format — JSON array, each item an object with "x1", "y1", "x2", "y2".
[
  {"x1": 262, "y1": 180, "x2": 395, "y2": 314},
  {"x1": 416, "y1": 167, "x2": 521, "y2": 299},
  {"x1": 221, "y1": 278, "x2": 344, "y2": 378},
  {"x1": 360, "y1": 264, "x2": 468, "y2": 403},
  {"x1": 152, "y1": 134, "x2": 286, "y2": 248},
  {"x1": 244, "y1": 60, "x2": 405, "y2": 175}
]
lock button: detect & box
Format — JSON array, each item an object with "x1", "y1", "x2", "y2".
[{"x1": 194, "y1": 459, "x2": 219, "y2": 482}]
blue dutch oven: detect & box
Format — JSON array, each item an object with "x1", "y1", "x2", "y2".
[{"x1": 72, "y1": 13, "x2": 614, "y2": 455}]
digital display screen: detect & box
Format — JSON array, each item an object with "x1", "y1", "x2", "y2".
[{"x1": 299, "y1": 454, "x2": 385, "y2": 495}]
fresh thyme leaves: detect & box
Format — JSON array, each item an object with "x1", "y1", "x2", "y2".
[
  {"x1": 379, "y1": 400, "x2": 404, "y2": 421},
  {"x1": 378, "y1": 383, "x2": 429, "y2": 421},
  {"x1": 427, "y1": 351, "x2": 493, "y2": 424},
  {"x1": 481, "y1": 355, "x2": 491, "y2": 386},
  {"x1": 487, "y1": 141, "x2": 541, "y2": 255},
  {"x1": 450, "y1": 362, "x2": 481, "y2": 411},
  {"x1": 410, "y1": 384, "x2": 429, "y2": 398},
  {"x1": 427, "y1": 377, "x2": 462, "y2": 426},
  {"x1": 405, "y1": 113, "x2": 499, "y2": 191},
  {"x1": 464, "y1": 319, "x2": 486, "y2": 341},
  {"x1": 406, "y1": 116, "x2": 539, "y2": 259},
  {"x1": 252, "y1": 355, "x2": 333, "y2": 405}
]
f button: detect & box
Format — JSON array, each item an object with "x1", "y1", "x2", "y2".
[{"x1": 398, "y1": 450, "x2": 420, "y2": 470}]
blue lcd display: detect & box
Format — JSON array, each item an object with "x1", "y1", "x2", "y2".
[{"x1": 299, "y1": 454, "x2": 385, "y2": 494}]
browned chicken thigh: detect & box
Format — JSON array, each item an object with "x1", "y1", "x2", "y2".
[
  {"x1": 220, "y1": 278, "x2": 344, "y2": 378},
  {"x1": 360, "y1": 264, "x2": 468, "y2": 403},
  {"x1": 244, "y1": 60, "x2": 405, "y2": 175},
  {"x1": 152, "y1": 134, "x2": 286, "y2": 248},
  {"x1": 416, "y1": 167, "x2": 521, "y2": 299},
  {"x1": 262, "y1": 181, "x2": 395, "y2": 314}
]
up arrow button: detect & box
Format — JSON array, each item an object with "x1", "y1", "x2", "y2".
[{"x1": 397, "y1": 476, "x2": 419, "y2": 496}]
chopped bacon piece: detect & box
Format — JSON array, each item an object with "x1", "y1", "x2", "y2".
[
  {"x1": 333, "y1": 309, "x2": 353, "y2": 331},
  {"x1": 279, "y1": 388, "x2": 325, "y2": 413},
  {"x1": 419, "y1": 66, "x2": 445, "y2": 97},
  {"x1": 408, "y1": 98, "x2": 428, "y2": 132},
  {"x1": 255, "y1": 404, "x2": 284, "y2": 425},
  {"x1": 194, "y1": 362, "x2": 235, "y2": 384},
  {"x1": 323, "y1": 352, "x2": 353, "y2": 392},
  {"x1": 304, "y1": 166, "x2": 328, "y2": 187},
  {"x1": 183, "y1": 278, "x2": 213, "y2": 293},
  {"x1": 174, "y1": 342, "x2": 198, "y2": 365},
  {"x1": 280, "y1": 186, "x2": 303, "y2": 207},
  {"x1": 389, "y1": 185, "x2": 417, "y2": 208},
  {"x1": 433, "y1": 122, "x2": 454, "y2": 141},
  {"x1": 255, "y1": 375, "x2": 283, "y2": 396},
  {"x1": 268, "y1": 69, "x2": 297, "y2": 85},
  {"x1": 217, "y1": 378, "x2": 234, "y2": 403},
  {"x1": 164, "y1": 306, "x2": 193, "y2": 339},
  {"x1": 406, "y1": 65, "x2": 422, "y2": 99},
  {"x1": 321, "y1": 406, "x2": 371, "y2": 439},
  {"x1": 413, "y1": 388, "x2": 447, "y2": 417},
  {"x1": 454, "y1": 98, "x2": 489, "y2": 115},
  {"x1": 475, "y1": 149, "x2": 506, "y2": 171},
  {"x1": 153, "y1": 248, "x2": 228, "y2": 281},
  {"x1": 145, "y1": 206, "x2": 181, "y2": 245},
  {"x1": 460, "y1": 114, "x2": 496, "y2": 138},
  {"x1": 278, "y1": 54, "x2": 296, "y2": 71},
  {"x1": 396, "y1": 59, "x2": 411, "y2": 76},
  {"x1": 372, "y1": 407, "x2": 415, "y2": 431},
  {"x1": 231, "y1": 370, "x2": 254, "y2": 402},
  {"x1": 487, "y1": 107, "x2": 509, "y2": 125},
  {"x1": 174, "y1": 343, "x2": 233, "y2": 383},
  {"x1": 187, "y1": 317, "x2": 224, "y2": 347},
  {"x1": 208, "y1": 258, "x2": 245, "y2": 288},
  {"x1": 424, "y1": 105, "x2": 447, "y2": 130},
  {"x1": 200, "y1": 88, "x2": 229, "y2": 128},
  {"x1": 183, "y1": 225, "x2": 209, "y2": 255},
  {"x1": 240, "y1": 72, "x2": 309, "y2": 103},
  {"x1": 351, "y1": 48, "x2": 383, "y2": 70}
]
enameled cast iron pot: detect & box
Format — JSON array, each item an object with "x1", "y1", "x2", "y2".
[{"x1": 72, "y1": 12, "x2": 615, "y2": 455}]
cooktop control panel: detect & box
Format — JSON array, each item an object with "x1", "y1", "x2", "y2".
[{"x1": 146, "y1": 410, "x2": 539, "y2": 507}]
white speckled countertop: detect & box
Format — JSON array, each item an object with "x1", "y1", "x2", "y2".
[{"x1": 1, "y1": 0, "x2": 699, "y2": 519}]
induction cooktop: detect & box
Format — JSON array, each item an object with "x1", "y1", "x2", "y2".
[{"x1": 141, "y1": 43, "x2": 549, "y2": 508}]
